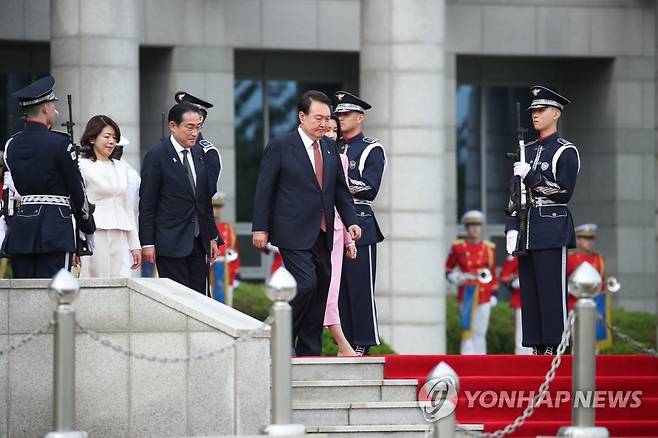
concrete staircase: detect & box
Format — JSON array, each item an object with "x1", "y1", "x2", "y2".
[{"x1": 292, "y1": 357, "x2": 482, "y2": 438}]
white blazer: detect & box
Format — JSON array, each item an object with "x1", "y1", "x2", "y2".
[{"x1": 79, "y1": 158, "x2": 140, "y2": 250}]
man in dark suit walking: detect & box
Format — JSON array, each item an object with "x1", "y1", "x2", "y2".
[
  {"x1": 139, "y1": 101, "x2": 221, "y2": 294},
  {"x1": 252, "y1": 90, "x2": 361, "y2": 356}
]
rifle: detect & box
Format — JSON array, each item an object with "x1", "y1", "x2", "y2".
[
  {"x1": 504, "y1": 102, "x2": 528, "y2": 256},
  {"x1": 62, "y1": 94, "x2": 96, "y2": 256}
]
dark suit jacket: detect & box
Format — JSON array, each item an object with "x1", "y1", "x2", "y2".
[
  {"x1": 252, "y1": 130, "x2": 357, "y2": 250},
  {"x1": 139, "y1": 138, "x2": 221, "y2": 258}
]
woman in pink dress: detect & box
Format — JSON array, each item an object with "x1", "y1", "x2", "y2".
[{"x1": 324, "y1": 115, "x2": 358, "y2": 356}]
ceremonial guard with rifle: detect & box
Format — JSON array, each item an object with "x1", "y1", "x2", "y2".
[
  {"x1": 445, "y1": 210, "x2": 499, "y2": 355},
  {"x1": 3, "y1": 75, "x2": 96, "y2": 278},
  {"x1": 334, "y1": 91, "x2": 386, "y2": 356},
  {"x1": 505, "y1": 85, "x2": 580, "y2": 355}
]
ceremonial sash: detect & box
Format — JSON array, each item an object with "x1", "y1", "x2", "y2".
[
  {"x1": 595, "y1": 292, "x2": 612, "y2": 350},
  {"x1": 210, "y1": 258, "x2": 231, "y2": 305},
  {"x1": 460, "y1": 283, "x2": 480, "y2": 340}
]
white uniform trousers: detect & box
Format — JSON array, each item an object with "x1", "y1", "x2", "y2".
[
  {"x1": 80, "y1": 229, "x2": 132, "y2": 278},
  {"x1": 460, "y1": 302, "x2": 491, "y2": 355},
  {"x1": 514, "y1": 308, "x2": 533, "y2": 355}
]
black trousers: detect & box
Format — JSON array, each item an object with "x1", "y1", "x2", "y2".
[
  {"x1": 518, "y1": 247, "x2": 568, "y2": 347},
  {"x1": 339, "y1": 243, "x2": 380, "y2": 348},
  {"x1": 156, "y1": 237, "x2": 208, "y2": 295},
  {"x1": 11, "y1": 252, "x2": 72, "y2": 279},
  {"x1": 280, "y1": 231, "x2": 331, "y2": 357}
]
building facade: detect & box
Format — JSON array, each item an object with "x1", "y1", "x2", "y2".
[{"x1": 0, "y1": 0, "x2": 655, "y2": 353}]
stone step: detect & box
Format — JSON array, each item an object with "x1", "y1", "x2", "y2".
[
  {"x1": 305, "y1": 424, "x2": 430, "y2": 438},
  {"x1": 304, "y1": 423, "x2": 484, "y2": 438},
  {"x1": 292, "y1": 357, "x2": 385, "y2": 381},
  {"x1": 292, "y1": 379, "x2": 418, "y2": 403},
  {"x1": 292, "y1": 401, "x2": 429, "y2": 426}
]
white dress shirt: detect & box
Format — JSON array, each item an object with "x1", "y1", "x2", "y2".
[
  {"x1": 298, "y1": 126, "x2": 319, "y2": 173},
  {"x1": 171, "y1": 134, "x2": 197, "y2": 185}
]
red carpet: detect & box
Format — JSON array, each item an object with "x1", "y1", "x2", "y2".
[{"x1": 384, "y1": 355, "x2": 658, "y2": 437}]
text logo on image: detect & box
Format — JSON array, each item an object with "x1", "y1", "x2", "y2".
[{"x1": 417, "y1": 375, "x2": 458, "y2": 422}]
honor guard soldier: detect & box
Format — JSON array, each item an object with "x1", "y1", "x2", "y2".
[
  {"x1": 567, "y1": 224, "x2": 612, "y2": 350},
  {"x1": 4, "y1": 76, "x2": 95, "y2": 278},
  {"x1": 505, "y1": 85, "x2": 580, "y2": 355},
  {"x1": 500, "y1": 255, "x2": 533, "y2": 355},
  {"x1": 334, "y1": 91, "x2": 386, "y2": 356},
  {"x1": 174, "y1": 91, "x2": 221, "y2": 196},
  {"x1": 210, "y1": 193, "x2": 241, "y2": 306},
  {"x1": 445, "y1": 210, "x2": 499, "y2": 355}
]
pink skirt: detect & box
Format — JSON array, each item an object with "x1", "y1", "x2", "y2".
[{"x1": 324, "y1": 226, "x2": 345, "y2": 326}]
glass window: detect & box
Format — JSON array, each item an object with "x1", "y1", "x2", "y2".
[
  {"x1": 456, "y1": 84, "x2": 534, "y2": 224},
  {"x1": 235, "y1": 79, "x2": 264, "y2": 223},
  {"x1": 456, "y1": 84, "x2": 481, "y2": 219},
  {"x1": 0, "y1": 73, "x2": 35, "y2": 141},
  {"x1": 484, "y1": 87, "x2": 533, "y2": 223}
]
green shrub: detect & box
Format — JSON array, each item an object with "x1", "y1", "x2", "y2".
[
  {"x1": 233, "y1": 281, "x2": 396, "y2": 355},
  {"x1": 233, "y1": 281, "x2": 271, "y2": 322},
  {"x1": 599, "y1": 307, "x2": 657, "y2": 354}
]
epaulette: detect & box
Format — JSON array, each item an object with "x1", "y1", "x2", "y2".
[
  {"x1": 452, "y1": 239, "x2": 465, "y2": 245},
  {"x1": 524, "y1": 139, "x2": 538, "y2": 147},
  {"x1": 557, "y1": 138, "x2": 573, "y2": 146},
  {"x1": 484, "y1": 240, "x2": 495, "y2": 248},
  {"x1": 363, "y1": 136, "x2": 380, "y2": 144},
  {"x1": 199, "y1": 139, "x2": 214, "y2": 149},
  {"x1": 9, "y1": 131, "x2": 22, "y2": 139}
]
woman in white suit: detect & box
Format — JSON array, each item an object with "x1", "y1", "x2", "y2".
[{"x1": 78, "y1": 115, "x2": 141, "y2": 277}]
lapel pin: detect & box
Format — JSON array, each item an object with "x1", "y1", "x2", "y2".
[{"x1": 172, "y1": 157, "x2": 177, "y2": 163}]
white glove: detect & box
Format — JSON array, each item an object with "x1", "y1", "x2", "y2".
[
  {"x1": 447, "y1": 271, "x2": 464, "y2": 285},
  {"x1": 506, "y1": 230, "x2": 518, "y2": 255},
  {"x1": 489, "y1": 295, "x2": 498, "y2": 306},
  {"x1": 511, "y1": 278, "x2": 520, "y2": 289},
  {"x1": 513, "y1": 161, "x2": 531, "y2": 179}
]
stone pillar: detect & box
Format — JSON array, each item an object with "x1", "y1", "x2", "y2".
[
  {"x1": 360, "y1": 0, "x2": 446, "y2": 353},
  {"x1": 50, "y1": 0, "x2": 140, "y2": 170}
]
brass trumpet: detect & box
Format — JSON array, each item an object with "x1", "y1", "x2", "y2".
[
  {"x1": 225, "y1": 248, "x2": 239, "y2": 263},
  {"x1": 605, "y1": 276, "x2": 620, "y2": 293},
  {"x1": 462, "y1": 268, "x2": 493, "y2": 284}
]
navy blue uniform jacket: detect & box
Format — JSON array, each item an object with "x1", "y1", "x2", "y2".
[
  {"x1": 344, "y1": 133, "x2": 386, "y2": 246},
  {"x1": 252, "y1": 130, "x2": 358, "y2": 250},
  {"x1": 505, "y1": 132, "x2": 580, "y2": 250},
  {"x1": 139, "y1": 138, "x2": 221, "y2": 258},
  {"x1": 5, "y1": 121, "x2": 92, "y2": 254}
]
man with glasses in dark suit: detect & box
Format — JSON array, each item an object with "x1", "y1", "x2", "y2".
[{"x1": 139, "y1": 101, "x2": 222, "y2": 294}]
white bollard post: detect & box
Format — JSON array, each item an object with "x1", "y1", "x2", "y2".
[
  {"x1": 558, "y1": 262, "x2": 609, "y2": 438},
  {"x1": 263, "y1": 267, "x2": 305, "y2": 436},
  {"x1": 44, "y1": 269, "x2": 87, "y2": 438}
]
